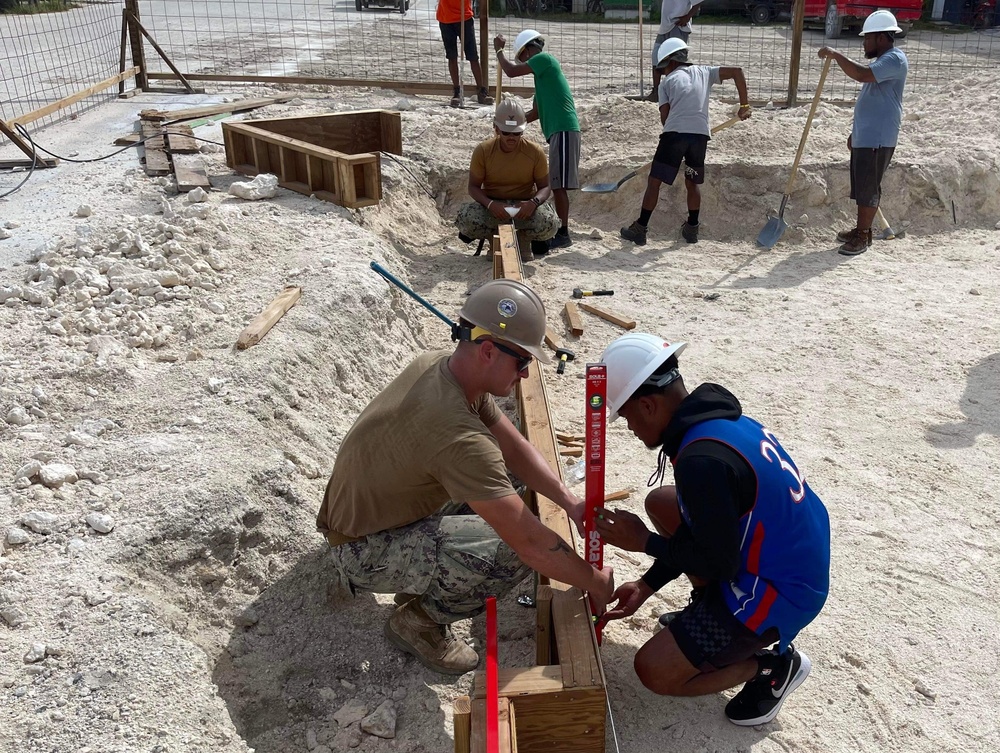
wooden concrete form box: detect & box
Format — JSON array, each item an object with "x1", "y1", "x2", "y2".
[{"x1": 222, "y1": 109, "x2": 402, "y2": 209}]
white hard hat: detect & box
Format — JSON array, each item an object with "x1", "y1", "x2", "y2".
[
  {"x1": 601, "y1": 333, "x2": 687, "y2": 421},
  {"x1": 860, "y1": 9, "x2": 902, "y2": 34},
  {"x1": 513, "y1": 29, "x2": 544, "y2": 59},
  {"x1": 656, "y1": 38, "x2": 690, "y2": 68}
]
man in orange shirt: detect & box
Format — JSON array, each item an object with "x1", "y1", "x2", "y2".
[{"x1": 437, "y1": 0, "x2": 493, "y2": 107}]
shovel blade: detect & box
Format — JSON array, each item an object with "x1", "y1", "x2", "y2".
[
  {"x1": 756, "y1": 215, "x2": 788, "y2": 248},
  {"x1": 580, "y1": 170, "x2": 638, "y2": 194}
]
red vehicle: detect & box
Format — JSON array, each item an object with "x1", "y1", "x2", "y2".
[{"x1": 804, "y1": 1, "x2": 923, "y2": 38}]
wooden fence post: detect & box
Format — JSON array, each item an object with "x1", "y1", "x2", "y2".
[
  {"x1": 480, "y1": 0, "x2": 490, "y2": 99},
  {"x1": 125, "y1": 0, "x2": 148, "y2": 90},
  {"x1": 787, "y1": 0, "x2": 805, "y2": 107}
]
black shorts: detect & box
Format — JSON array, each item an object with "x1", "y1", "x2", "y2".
[
  {"x1": 850, "y1": 146, "x2": 894, "y2": 207},
  {"x1": 650, "y1": 132, "x2": 709, "y2": 186},
  {"x1": 440, "y1": 19, "x2": 478, "y2": 62},
  {"x1": 668, "y1": 585, "x2": 779, "y2": 672}
]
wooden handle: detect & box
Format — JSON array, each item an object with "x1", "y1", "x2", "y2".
[
  {"x1": 711, "y1": 116, "x2": 741, "y2": 134},
  {"x1": 495, "y1": 57, "x2": 502, "y2": 103},
  {"x1": 783, "y1": 56, "x2": 832, "y2": 197}
]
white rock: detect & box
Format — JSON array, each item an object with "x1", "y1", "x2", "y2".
[
  {"x1": 14, "y1": 460, "x2": 42, "y2": 481},
  {"x1": 0, "y1": 228, "x2": 10, "y2": 240},
  {"x1": 589, "y1": 229, "x2": 603, "y2": 240},
  {"x1": 206, "y1": 300, "x2": 226, "y2": 314},
  {"x1": 4, "y1": 220, "x2": 20, "y2": 229},
  {"x1": 333, "y1": 699, "x2": 368, "y2": 727},
  {"x1": 84, "y1": 512, "x2": 115, "y2": 534},
  {"x1": 5, "y1": 407, "x2": 32, "y2": 426},
  {"x1": 64, "y1": 431, "x2": 98, "y2": 448},
  {"x1": 76, "y1": 205, "x2": 93, "y2": 218},
  {"x1": 228, "y1": 173, "x2": 278, "y2": 201},
  {"x1": 23, "y1": 643, "x2": 46, "y2": 663},
  {"x1": 0, "y1": 285, "x2": 22, "y2": 302},
  {"x1": 361, "y1": 700, "x2": 397, "y2": 739},
  {"x1": 84, "y1": 591, "x2": 111, "y2": 606},
  {"x1": 306, "y1": 729, "x2": 318, "y2": 750},
  {"x1": 38, "y1": 463, "x2": 78, "y2": 488},
  {"x1": 395, "y1": 98, "x2": 413, "y2": 111},
  {"x1": 21, "y1": 511, "x2": 59, "y2": 534},
  {"x1": 6, "y1": 528, "x2": 30, "y2": 546},
  {"x1": 207, "y1": 377, "x2": 227, "y2": 394},
  {"x1": 86, "y1": 335, "x2": 127, "y2": 359},
  {"x1": 66, "y1": 537, "x2": 87, "y2": 557},
  {"x1": 187, "y1": 186, "x2": 209, "y2": 203}
]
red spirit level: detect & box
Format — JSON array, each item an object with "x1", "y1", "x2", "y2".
[{"x1": 584, "y1": 363, "x2": 607, "y2": 643}]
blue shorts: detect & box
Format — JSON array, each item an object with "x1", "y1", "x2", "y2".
[{"x1": 440, "y1": 19, "x2": 478, "y2": 62}]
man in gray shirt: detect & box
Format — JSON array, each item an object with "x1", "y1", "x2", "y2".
[
  {"x1": 621, "y1": 39, "x2": 750, "y2": 246},
  {"x1": 820, "y1": 10, "x2": 908, "y2": 256}
]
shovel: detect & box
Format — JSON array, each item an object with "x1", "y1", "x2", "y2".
[
  {"x1": 757, "y1": 57, "x2": 832, "y2": 249},
  {"x1": 875, "y1": 207, "x2": 905, "y2": 240},
  {"x1": 580, "y1": 116, "x2": 743, "y2": 194}
]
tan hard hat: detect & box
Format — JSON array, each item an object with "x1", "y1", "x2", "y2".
[
  {"x1": 494, "y1": 98, "x2": 527, "y2": 134},
  {"x1": 459, "y1": 279, "x2": 550, "y2": 363}
]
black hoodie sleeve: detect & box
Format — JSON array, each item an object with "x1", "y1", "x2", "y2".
[{"x1": 639, "y1": 440, "x2": 754, "y2": 591}]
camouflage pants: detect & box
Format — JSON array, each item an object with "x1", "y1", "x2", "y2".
[
  {"x1": 456, "y1": 201, "x2": 559, "y2": 242},
  {"x1": 327, "y1": 505, "x2": 532, "y2": 624}
]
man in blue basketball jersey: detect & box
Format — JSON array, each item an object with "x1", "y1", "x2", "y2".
[{"x1": 594, "y1": 332, "x2": 830, "y2": 726}]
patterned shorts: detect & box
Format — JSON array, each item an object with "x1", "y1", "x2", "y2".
[
  {"x1": 669, "y1": 585, "x2": 779, "y2": 671},
  {"x1": 456, "y1": 201, "x2": 560, "y2": 242},
  {"x1": 327, "y1": 504, "x2": 532, "y2": 624}
]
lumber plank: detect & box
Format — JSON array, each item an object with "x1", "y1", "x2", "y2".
[
  {"x1": 555, "y1": 432, "x2": 584, "y2": 443},
  {"x1": 7, "y1": 67, "x2": 140, "y2": 127},
  {"x1": 577, "y1": 302, "x2": 636, "y2": 330},
  {"x1": 559, "y1": 448, "x2": 583, "y2": 457},
  {"x1": 535, "y1": 584, "x2": 554, "y2": 666},
  {"x1": 497, "y1": 225, "x2": 522, "y2": 281},
  {"x1": 551, "y1": 585, "x2": 603, "y2": 689},
  {"x1": 165, "y1": 125, "x2": 199, "y2": 153},
  {"x1": 236, "y1": 286, "x2": 302, "y2": 350},
  {"x1": 0, "y1": 158, "x2": 58, "y2": 169},
  {"x1": 544, "y1": 326, "x2": 563, "y2": 352},
  {"x1": 454, "y1": 696, "x2": 471, "y2": 753},
  {"x1": 604, "y1": 489, "x2": 631, "y2": 502},
  {"x1": 471, "y1": 698, "x2": 514, "y2": 753},
  {"x1": 139, "y1": 120, "x2": 171, "y2": 176},
  {"x1": 140, "y1": 96, "x2": 293, "y2": 122},
  {"x1": 172, "y1": 154, "x2": 211, "y2": 192},
  {"x1": 146, "y1": 71, "x2": 536, "y2": 97},
  {"x1": 563, "y1": 301, "x2": 584, "y2": 337},
  {"x1": 491, "y1": 235, "x2": 501, "y2": 277},
  {"x1": 472, "y1": 667, "x2": 604, "y2": 753},
  {"x1": 113, "y1": 133, "x2": 141, "y2": 147}
]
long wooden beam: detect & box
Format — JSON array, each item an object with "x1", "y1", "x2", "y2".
[
  {"x1": 8, "y1": 68, "x2": 140, "y2": 128},
  {"x1": 146, "y1": 72, "x2": 535, "y2": 97}
]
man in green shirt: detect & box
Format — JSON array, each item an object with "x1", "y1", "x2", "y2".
[{"x1": 494, "y1": 29, "x2": 580, "y2": 251}]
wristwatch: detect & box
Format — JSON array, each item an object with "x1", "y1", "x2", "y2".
[{"x1": 531, "y1": 197, "x2": 542, "y2": 206}]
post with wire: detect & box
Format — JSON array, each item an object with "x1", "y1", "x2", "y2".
[{"x1": 584, "y1": 362, "x2": 608, "y2": 644}]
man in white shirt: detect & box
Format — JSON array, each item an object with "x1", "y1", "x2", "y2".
[
  {"x1": 622, "y1": 39, "x2": 750, "y2": 246},
  {"x1": 650, "y1": 0, "x2": 702, "y2": 101}
]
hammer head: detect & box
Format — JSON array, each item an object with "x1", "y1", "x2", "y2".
[
  {"x1": 572, "y1": 288, "x2": 584, "y2": 299},
  {"x1": 555, "y1": 347, "x2": 576, "y2": 374}
]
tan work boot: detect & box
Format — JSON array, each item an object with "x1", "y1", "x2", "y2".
[{"x1": 384, "y1": 600, "x2": 479, "y2": 675}]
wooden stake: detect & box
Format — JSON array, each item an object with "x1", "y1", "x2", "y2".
[
  {"x1": 237, "y1": 286, "x2": 302, "y2": 350},
  {"x1": 563, "y1": 301, "x2": 584, "y2": 337},
  {"x1": 604, "y1": 489, "x2": 631, "y2": 502}
]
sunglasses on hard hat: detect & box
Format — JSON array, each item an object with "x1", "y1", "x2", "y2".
[{"x1": 491, "y1": 341, "x2": 533, "y2": 372}]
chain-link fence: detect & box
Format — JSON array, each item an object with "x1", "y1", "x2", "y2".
[
  {"x1": 0, "y1": 0, "x2": 124, "y2": 129},
  {"x1": 2, "y1": 1, "x2": 999, "y2": 132}
]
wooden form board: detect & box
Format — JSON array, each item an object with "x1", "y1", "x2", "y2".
[
  {"x1": 222, "y1": 112, "x2": 400, "y2": 209},
  {"x1": 172, "y1": 154, "x2": 211, "y2": 192},
  {"x1": 241, "y1": 109, "x2": 402, "y2": 157},
  {"x1": 140, "y1": 119, "x2": 171, "y2": 176},
  {"x1": 165, "y1": 125, "x2": 199, "y2": 153},
  {"x1": 139, "y1": 96, "x2": 293, "y2": 122},
  {"x1": 577, "y1": 302, "x2": 636, "y2": 330},
  {"x1": 564, "y1": 301, "x2": 584, "y2": 337},
  {"x1": 479, "y1": 229, "x2": 606, "y2": 753}
]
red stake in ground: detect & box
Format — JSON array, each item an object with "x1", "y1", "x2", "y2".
[
  {"x1": 584, "y1": 363, "x2": 607, "y2": 644},
  {"x1": 485, "y1": 595, "x2": 499, "y2": 753}
]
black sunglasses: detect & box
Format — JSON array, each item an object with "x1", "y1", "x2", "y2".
[
  {"x1": 491, "y1": 341, "x2": 533, "y2": 372},
  {"x1": 499, "y1": 129, "x2": 522, "y2": 137}
]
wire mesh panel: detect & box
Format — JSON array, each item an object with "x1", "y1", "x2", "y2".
[
  {"x1": 791, "y1": 25, "x2": 1000, "y2": 103},
  {"x1": 0, "y1": 0, "x2": 124, "y2": 127}
]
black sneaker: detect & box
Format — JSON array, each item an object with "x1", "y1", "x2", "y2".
[
  {"x1": 548, "y1": 231, "x2": 572, "y2": 250},
  {"x1": 531, "y1": 240, "x2": 550, "y2": 256},
  {"x1": 681, "y1": 221, "x2": 699, "y2": 243},
  {"x1": 725, "y1": 646, "x2": 812, "y2": 726}
]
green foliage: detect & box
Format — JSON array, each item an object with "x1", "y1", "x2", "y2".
[{"x1": 0, "y1": 0, "x2": 76, "y2": 14}]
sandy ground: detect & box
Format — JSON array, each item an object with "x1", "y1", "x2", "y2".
[{"x1": 2, "y1": 69, "x2": 1000, "y2": 753}]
